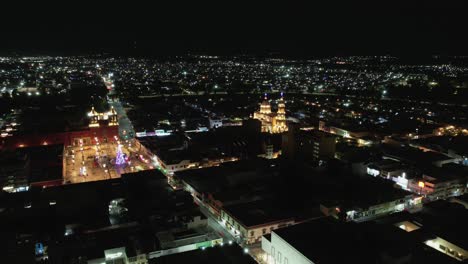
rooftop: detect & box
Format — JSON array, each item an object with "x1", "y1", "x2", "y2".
[
  {"x1": 223, "y1": 199, "x2": 296, "y2": 228},
  {"x1": 382, "y1": 144, "x2": 454, "y2": 166},
  {"x1": 273, "y1": 216, "x2": 461, "y2": 264},
  {"x1": 411, "y1": 135, "x2": 468, "y2": 155},
  {"x1": 25, "y1": 144, "x2": 63, "y2": 181},
  {"x1": 423, "y1": 163, "x2": 468, "y2": 182},
  {"x1": 176, "y1": 158, "x2": 278, "y2": 194},
  {"x1": 367, "y1": 159, "x2": 408, "y2": 172},
  {"x1": 152, "y1": 243, "x2": 257, "y2": 264}
]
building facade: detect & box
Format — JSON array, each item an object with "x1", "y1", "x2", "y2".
[
  {"x1": 261, "y1": 231, "x2": 313, "y2": 264},
  {"x1": 253, "y1": 94, "x2": 288, "y2": 134},
  {"x1": 220, "y1": 207, "x2": 295, "y2": 245},
  {"x1": 282, "y1": 128, "x2": 336, "y2": 161}
]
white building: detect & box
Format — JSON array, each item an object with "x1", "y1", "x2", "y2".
[
  {"x1": 220, "y1": 200, "x2": 296, "y2": 245},
  {"x1": 87, "y1": 247, "x2": 148, "y2": 264},
  {"x1": 366, "y1": 159, "x2": 410, "y2": 189},
  {"x1": 262, "y1": 231, "x2": 312, "y2": 264},
  {"x1": 209, "y1": 118, "x2": 223, "y2": 129}
]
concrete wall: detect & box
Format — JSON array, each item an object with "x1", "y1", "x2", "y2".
[{"x1": 268, "y1": 232, "x2": 314, "y2": 264}]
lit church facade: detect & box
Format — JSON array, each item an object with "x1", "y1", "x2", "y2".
[{"x1": 253, "y1": 94, "x2": 288, "y2": 134}]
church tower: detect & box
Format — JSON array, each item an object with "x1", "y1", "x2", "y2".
[
  {"x1": 259, "y1": 93, "x2": 272, "y2": 115},
  {"x1": 88, "y1": 107, "x2": 99, "y2": 127},
  {"x1": 275, "y1": 92, "x2": 288, "y2": 132},
  {"x1": 108, "y1": 106, "x2": 118, "y2": 126}
]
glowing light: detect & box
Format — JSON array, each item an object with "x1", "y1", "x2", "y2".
[
  {"x1": 425, "y1": 239, "x2": 435, "y2": 247},
  {"x1": 115, "y1": 144, "x2": 126, "y2": 165},
  {"x1": 2, "y1": 186, "x2": 13, "y2": 191},
  {"x1": 418, "y1": 181, "x2": 425, "y2": 188},
  {"x1": 80, "y1": 166, "x2": 87, "y2": 176},
  {"x1": 106, "y1": 252, "x2": 123, "y2": 260}
]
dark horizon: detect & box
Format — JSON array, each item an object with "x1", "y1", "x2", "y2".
[{"x1": 2, "y1": 2, "x2": 468, "y2": 58}]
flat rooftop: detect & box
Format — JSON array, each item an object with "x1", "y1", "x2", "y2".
[
  {"x1": 273, "y1": 216, "x2": 460, "y2": 264},
  {"x1": 139, "y1": 134, "x2": 186, "y2": 152},
  {"x1": 423, "y1": 163, "x2": 468, "y2": 182},
  {"x1": 176, "y1": 158, "x2": 278, "y2": 193},
  {"x1": 21, "y1": 144, "x2": 64, "y2": 184},
  {"x1": 121, "y1": 169, "x2": 167, "y2": 182},
  {"x1": 15, "y1": 106, "x2": 88, "y2": 135},
  {"x1": 152, "y1": 243, "x2": 257, "y2": 264},
  {"x1": 223, "y1": 199, "x2": 296, "y2": 228},
  {"x1": 367, "y1": 159, "x2": 407, "y2": 171},
  {"x1": 382, "y1": 144, "x2": 453, "y2": 165},
  {"x1": 411, "y1": 135, "x2": 468, "y2": 156}
]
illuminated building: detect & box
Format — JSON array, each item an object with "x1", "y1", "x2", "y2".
[
  {"x1": 366, "y1": 160, "x2": 410, "y2": 189},
  {"x1": 407, "y1": 164, "x2": 467, "y2": 200},
  {"x1": 87, "y1": 106, "x2": 118, "y2": 127},
  {"x1": 253, "y1": 93, "x2": 288, "y2": 134},
  {"x1": 220, "y1": 199, "x2": 296, "y2": 245},
  {"x1": 424, "y1": 237, "x2": 467, "y2": 261},
  {"x1": 1, "y1": 106, "x2": 119, "y2": 150}
]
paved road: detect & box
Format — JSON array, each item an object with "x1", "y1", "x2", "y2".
[
  {"x1": 195, "y1": 197, "x2": 237, "y2": 243},
  {"x1": 195, "y1": 196, "x2": 266, "y2": 263},
  {"x1": 110, "y1": 100, "x2": 135, "y2": 139},
  {"x1": 100, "y1": 74, "x2": 136, "y2": 139}
]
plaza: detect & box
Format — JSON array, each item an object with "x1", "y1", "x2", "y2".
[{"x1": 63, "y1": 136, "x2": 154, "y2": 184}]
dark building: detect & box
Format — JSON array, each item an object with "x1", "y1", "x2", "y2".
[
  {"x1": 262, "y1": 212, "x2": 464, "y2": 264},
  {"x1": 0, "y1": 144, "x2": 64, "y2": 191},
  {"x1": 282, "y1": 125, "x2": 336, "y2": 161}
]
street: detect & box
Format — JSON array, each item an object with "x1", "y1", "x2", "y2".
[{"x1": 194, "y1": 195, "x2": 267, "y2": 263}]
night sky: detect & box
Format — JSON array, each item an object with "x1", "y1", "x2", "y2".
[{"x1": 2, "y1": 2, "x2": 467, "y2": 57}]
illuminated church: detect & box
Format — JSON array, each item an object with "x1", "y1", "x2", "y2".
[
  {"x1": 253, "y1": 93, "x2": 288, "y2": 133},
  {"x1": 88, "y1": 106, "x2": 118, "y2": 127}
]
